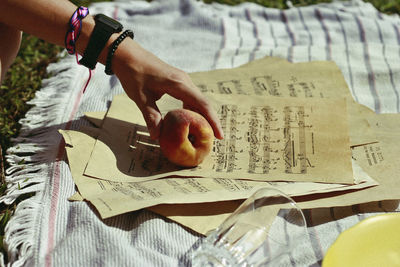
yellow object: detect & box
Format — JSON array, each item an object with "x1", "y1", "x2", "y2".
[{"x1": 323, "y1": 213, "x2": 400, "y2": 267}]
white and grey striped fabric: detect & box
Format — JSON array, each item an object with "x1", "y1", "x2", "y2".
[{"x1": 2, "y1": 0, "x2": 400, "y2": 266}]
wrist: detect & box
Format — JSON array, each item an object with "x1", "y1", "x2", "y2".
[
  {"x1": 75, "y1": 15, "x2": 122, "y2": 68},
  {"x1": 105, "y1": 30, "x2": 134, "y2": 75},
  {"x1": 73, "y1": 13, "x2": 142, "y2": 79},
  {"x1": 77, "y1": 14, "x2": 123, "y2": 69},
  {"x1": 111, "y1": 37, "x2": 140, "y2": 78},
  {"x1": 75, "y1": 15, "x2": 95, "y2": 57}
]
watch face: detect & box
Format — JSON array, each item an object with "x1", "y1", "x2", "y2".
[{"x1": 95, "y1": 14, "x2": 123, "y2": 32}]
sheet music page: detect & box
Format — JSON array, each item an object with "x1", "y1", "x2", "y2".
[
  {"x1": 61, "y1": 128, "x2": 375, "y2": 226},
  {"x1": 83, "y1": 93, "x2": 354, "y2": 184},
  {"x1": 297, "y1": 113, "x2": 400, "y2": 209},
  {"x1": 189, "y1": 58, "x2": 377, "y2": 146},
  {"x1": 59, "y1": 57, "x2": 392, "y2": 235}
]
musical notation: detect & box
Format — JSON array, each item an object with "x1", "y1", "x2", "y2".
[
  {"x1": 247, "y1": 106, "x2": 281, "y2": 174},
  {"x1": 217, "y1": 80, "x2": 247, "y2": 95},
  {"x1": 213, "y1": 103, "x2": 316, "y2": 176},
  {"x1": 250, "y1": 76, "x2": 281, "y2": 96},
  {"x1": 287, "y1": 82, "x2": 316, "y2": 98},
  {"x1": 214, "y1": 105, "x2": 240, "y2": 172},
  {"x1": 197, "y1": 75, "x2": 318, "y2": 100},
  {"x1": 283, "y1": 106, "x2": 314, "y2": 174}
]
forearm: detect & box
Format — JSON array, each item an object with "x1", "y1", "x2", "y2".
[
  {"x1": 0, "y1": 0, "x2": 76, "y2": 47},
  {"x1": 0, "y1": 0, "x2": 117, "y2": 65},
  {"x1": 0, "y1": 0, "x2": 224, "y2": 139},
  {"x1": 0, "y1": 0, "x2": 154, "y2": 92}
]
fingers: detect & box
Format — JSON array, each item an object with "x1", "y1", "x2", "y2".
[
  {"x1": 179, "y1": 93, "x2": 224, "y2": 140},
  {"x1": 137, "y1": 99, "x2": 162, "y2": 140},
  {"x1": 160, "y1": 70, "x2": 223, "y2": 139},
  {"x1": 184, "y1": 100, "x2": 224, "y2": 140},
  {"x1": 117, "y1": 52, "x2": 224, "y2": 140}
]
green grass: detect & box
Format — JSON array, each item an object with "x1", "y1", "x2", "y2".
[{"x1": 0, "y1": 0, "x2": 398, "y2": 262}]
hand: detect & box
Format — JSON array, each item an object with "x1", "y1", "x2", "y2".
[
  {"x1": 0, "y1": 1, "x2": 223, "y2": 140},
  {"x1": 112, "y1": 39, "x2": 224, "y2": 141}
]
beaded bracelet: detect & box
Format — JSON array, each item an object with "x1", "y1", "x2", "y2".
[
  {"x1": 65, "y1": 6, "x2": 89, "y2": 55},
  {"x1": 105, "y1": 29, "x2": 134, "y2": 75}
]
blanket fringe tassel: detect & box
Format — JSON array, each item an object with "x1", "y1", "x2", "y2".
[{"x1": 0, "y1": 55, "x2": 79, "y2": 266}]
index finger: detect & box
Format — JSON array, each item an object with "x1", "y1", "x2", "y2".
[
  {"x1": 166, "y1": 82, "x2": 224, "y2": 140},
  {"x1": 184, "y1": 97, "x2": 224, "y2": 140}
]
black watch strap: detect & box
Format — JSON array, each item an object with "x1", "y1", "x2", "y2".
[{"x1": 79, "y1": 14, "x2": 123, "y2": 70}]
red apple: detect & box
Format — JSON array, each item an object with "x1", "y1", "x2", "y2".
[{"x1": 159, "y1": 109, "x2": 214, "y2": 167}]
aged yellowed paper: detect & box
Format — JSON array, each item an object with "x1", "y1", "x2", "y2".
[
  {"x1": 190, "y1": 57, "x2": 376, "y2": 146},
  {"x1": 296, "y1": 113, "x2": 400, "y2": 209},
  {"x1": 61, "y1": 56, "x2": 390, "y2": 234},
  {"x1": 153, "y1": 112, "x2": 400, "y2": 230},
  {"x1": 84, "y1": 93, "x2": 354, "y2": 184},
  {"x1": 149, "y1": 114, "x2": 400, "y2": 223},
  {"x1": 84, "y1": 57, "x2": 376, "y2": 149},
  {"x1": 61, "y1": 127, "x2": 375, "y2": 220}
]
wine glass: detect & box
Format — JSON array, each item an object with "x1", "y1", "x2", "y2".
[{"x1": 191, "y1": 187, "x2": 308, "y2": 267}]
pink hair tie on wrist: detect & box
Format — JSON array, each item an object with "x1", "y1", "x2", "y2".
[{"x1": 65, "y1": 6, "x2": 92, "y2": 93}]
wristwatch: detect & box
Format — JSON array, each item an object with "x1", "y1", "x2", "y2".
[{"x1": 79, "y1": 14, "x2": 123, "y2": 69}]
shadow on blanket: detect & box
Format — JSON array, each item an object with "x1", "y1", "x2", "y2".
[{"x1": 302, "y1": 199, "x2": 400, "y2": 226}]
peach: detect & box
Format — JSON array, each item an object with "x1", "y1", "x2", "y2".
[{"x1": 159, "y1": 109, "x2": 214, "y2": 167}]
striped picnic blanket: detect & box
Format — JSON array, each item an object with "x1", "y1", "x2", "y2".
[{"x1": 2, "y1": 0, "x2": 400, "y2": 266}]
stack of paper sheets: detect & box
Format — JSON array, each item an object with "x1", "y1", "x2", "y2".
[{"x1": 62, "y1": 57, "x2": 400, "y2": 234}]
